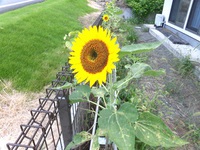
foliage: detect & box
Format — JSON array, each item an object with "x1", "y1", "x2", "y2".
[
  {"x1": 101, "y1": 0, "x2": 123, "y2": 33},
  {"x1": 173, "y1": 56, "x2": 195, "y2": 76},
  {"x1": 62, "y1": 1, "x2": 188, "y2": 149},
  {"x1": 101, "y1": 0, "x2": 138, "y2": 46},
  {"x1": 62, "y1": 39, "x2": 187, "y2": 149},
  {"x1": 0, "y1": 0, "x2": 94, "y2": 91},
  {"x1": 126, "y1": 0, "x2": 164, "y2": 23}
]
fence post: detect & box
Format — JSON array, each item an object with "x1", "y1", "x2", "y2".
[{"x1": 57, "y1": 89, "x2": 73, "y2": 148}]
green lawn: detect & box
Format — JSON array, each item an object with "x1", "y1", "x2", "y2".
[{"x1": 0, "y1": 0, "x2": 94, "y2": 91}]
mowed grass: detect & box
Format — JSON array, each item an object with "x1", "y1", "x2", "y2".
[{"x1": 0, "y1": 0, "x2": 94, "y2": 91}]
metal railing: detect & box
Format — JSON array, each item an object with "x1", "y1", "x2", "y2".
[{"x1": 6, "y1": 63, "x2": 91, "y2": 150}]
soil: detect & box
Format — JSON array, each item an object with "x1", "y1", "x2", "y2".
[{"x1": 136, "y1": 28, "x2": 200, "y2": 149}]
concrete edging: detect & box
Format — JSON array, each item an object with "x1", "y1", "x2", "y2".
[
  {"x1": 144, "y1": 24, "x2": 200, "y2": 81},
  {"x1": 0, "y1": 0, "x2": 44, "y2": 14}
]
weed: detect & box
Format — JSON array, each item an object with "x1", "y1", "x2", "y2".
[
  {"x1": 173, "y1": 56, "x2": 194, "y2": 76},
  {"x1": 164, "y1": 79, "x2": 183, "y2": 95}
]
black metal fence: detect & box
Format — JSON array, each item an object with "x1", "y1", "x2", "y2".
[{"x1": 6, "y1": 63, "x2": 92, "y2": 150}]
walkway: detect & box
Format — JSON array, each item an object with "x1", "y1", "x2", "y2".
[{"x1": 0, "y1": 0, "x2": 44, "y2": 14}]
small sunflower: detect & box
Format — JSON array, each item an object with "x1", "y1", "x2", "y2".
[
  {"x1": 102, "y1": 14, "x2": 109, "y2": 22},
  {"x1": 69, "y1": 26, "x2": 120, "y2": 87}
]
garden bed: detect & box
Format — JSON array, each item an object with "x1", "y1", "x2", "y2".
[{"x1": 135, "y1": 27, "x2": 200, "y2": 149}]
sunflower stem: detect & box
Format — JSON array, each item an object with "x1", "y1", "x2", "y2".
[
  {"x1": 109, "y1": 70, "x2": 117, "y2": 110},
  {"x1": 102, "y1": 83, "x2": 109, "y2": 92},
  {"x1": 88, "y1": 100, "x2": 105, "y2": 109},
  {"x1": 102, "y1": 97, "x2": 107, "y2": 108}
]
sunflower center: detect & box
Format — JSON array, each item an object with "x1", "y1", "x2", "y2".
[
  {"x1": 81, "y1": 39, "x2": 109, "y2": 74},
  {"x1": 90, "y1": 49, "x2": 98, "y2": 61}
]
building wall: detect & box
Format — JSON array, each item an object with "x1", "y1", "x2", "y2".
[{"x1": 162, "y1": 0, "x2": 200, "y2": 46}]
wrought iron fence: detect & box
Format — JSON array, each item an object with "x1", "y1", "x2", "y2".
[{"x1": 6, "y1": 63, "x2": 92, "y2": 150}]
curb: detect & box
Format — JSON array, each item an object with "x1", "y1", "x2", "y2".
[
  {"x1": 144, "y1": 24, "x2": 200, "y2": 81},
  {"x1": 0, "y1": 0, "x2": 44, "y2": 14}
]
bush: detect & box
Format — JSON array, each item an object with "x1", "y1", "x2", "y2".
[{"x1": 126, "y1": 0, "x2": 164, "y2": 23}]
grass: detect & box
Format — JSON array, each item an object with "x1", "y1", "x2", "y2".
[{"x1": 0, "y1": 0, "x2": 94, "y2": 91}]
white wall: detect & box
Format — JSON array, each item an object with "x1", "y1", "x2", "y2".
[
  {"x1": 162, "y1": 0, "x2": 200, "y2": 42},
  {"x1": 162, "y1": 0, "x2": 173, "y2": 23}
]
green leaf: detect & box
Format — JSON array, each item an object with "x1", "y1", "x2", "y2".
[
  {"x1": 91, "y1": 135, "x2": 100, "y2": 150},
  {"x1": 53, "y1": 82, "x2": 73, "y2": 90},
  {"x1": 91, "y1": 87, "x2": 107, "y2": 98},
  {"x1": 68, "y1": 31, "x2": 79, "y2": 38},
  {"x1": 69, "y1": 85, "x2": 91, "y2": 104},
  {"x1": 126, "y1": 63, "x2": 152, "y2": 78},
  {"x1": 135, "y1": 112, "x2": 188, "y2": 148},
  {"x1": 65, "y1": 41, "x2": 72, "y2": 50},
  {"x1": 114, "y1": 63, "x2": 151, "y2": 91},
  {"x1": 119, "y1": 42, "x2": 161, "y2": 58},
  {"x1": 144, "y1": 69, "x2": 166, "y2": 77},
  {"x1": 98, "y1": 103, "x2": 138, "y2": 150},
  {"x1": 65, "y1": 131, "x2": 91, "y2": 150}
]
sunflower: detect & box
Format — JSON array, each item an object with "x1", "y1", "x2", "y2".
[
  {"x1": 69, "y1": 26, "x2": 120, "y2": 87},
  {"x1": 102, "y1": 14, "x2": 109, "y2": 22}
]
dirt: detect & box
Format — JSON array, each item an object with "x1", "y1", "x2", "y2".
[{"x1": 136, "y1": 28, "x2": 200, "y2": 149}]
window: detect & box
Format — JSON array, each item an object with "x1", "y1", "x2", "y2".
[
  {"x1": 186, "y1": 0, "x2": 200, "y2": 35},
  {"x1": 169, "y1": 0, "x2": 191, "y2": 27}
]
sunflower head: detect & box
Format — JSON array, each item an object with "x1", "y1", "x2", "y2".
[
  {"x1": 103, "y1": 14, "x2": 109, "y2": 22},
  {"x1": 69, "y1": 26, "x2": 120, "y2": 87}
]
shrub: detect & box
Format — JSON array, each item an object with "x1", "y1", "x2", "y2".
[{"x1": 126, "y1": 0, "x2": 164, "y2": 23}]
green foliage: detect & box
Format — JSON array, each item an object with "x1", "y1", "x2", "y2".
[
  {"x1": 63, "y1": 1, "x2": 187, "y2": 149},
  {"x1": 99, "y1": 103, "x2": 138, "y2": 150},
  {"x1": 135, "y1": 112, "x2": 188, "y2": 148},
  {"x1": 69, "y1": 85, "x2": 91, "y2": 104},
  {"x1": 185, "y1": 123, "x2": 200, "y2": 145},
  {"x1": 119, "y1": 41, "x2": 161, "y2": 58},
  {"x1": 118, "y1": 21, "x2": 139, "y2": 46},
  {"x1": 102, "y1": 0, "x2": 138, "y2": 46},
  {"x1": 102, "y1": 0, "x2": 123, "y2": 33},
  {"x1": 126, "y1": 0, "x2": 164, "y2": 22},
  {"x1": 173, "y1": 56, "x2": 195, "y2": 76},
  {"x1": 66, "y1": 131, "x2": 92, "y2": 150},
  {"x1": 164, "y1": 79, "x2": 182, "y2": 95},
  {"x1": 64, "y1": 40, "x2": 188, "y2": 149}
]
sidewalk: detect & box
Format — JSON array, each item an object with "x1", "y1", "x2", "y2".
[{"x1": 0, "y1": 0, "x2": 44, "y2": 14}]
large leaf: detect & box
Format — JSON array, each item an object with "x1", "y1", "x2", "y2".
[
  {"x1": 98, "y1": 103, "x2": 138, "y2": 150},
  {"x1": 119, "y1": 42, "x2": 161, "y2": 58},
  {"x1": 69, "y1": 85, "x2": 91, "y2": 104},
  {"x1": 114, "y1": 63, "x2": 151, "y2": 91},
  {"x1": 91, "y1": 87, "x2": 107, "y2": 98},
  {"x1": 65, "y1": 131, "x2": 91, "y2": 150},
  {"x1": 91, "y1": 135, "x2": 100, "y2": 150},
  {"x1": 144, "y1": 69, "x2": 166, "y2": 77},
  {"x1": 135, "y1": 112, "x2": 188, "y2": 148},
  {"x1": 113, "y1": 71, "x2": 132, "y2": 91},
  {"x1": 126, "y1": 63, "x2": 152, "y2": 78}
]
